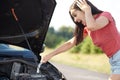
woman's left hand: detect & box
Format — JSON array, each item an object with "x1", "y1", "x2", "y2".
[{"x1": 76, "y1": 0, "x2": 91, "y2": 12}]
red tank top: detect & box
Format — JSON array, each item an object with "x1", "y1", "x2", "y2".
[{"x1": 87, "y1": 12, "x2": 120, "y2": 58}]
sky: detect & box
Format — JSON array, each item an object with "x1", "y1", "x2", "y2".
[{"x1": 50, "y1": 0, "x2": 120, "y2": 31}]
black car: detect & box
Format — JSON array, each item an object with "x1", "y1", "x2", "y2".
[{"x1": 0, "y1": 0, "x2": 66, "y2": 80}]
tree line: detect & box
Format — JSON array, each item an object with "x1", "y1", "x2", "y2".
[{"x1": 45, "y1": 25, "x2": 103, "y2": 54}]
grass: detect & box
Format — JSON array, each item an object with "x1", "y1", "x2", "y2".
[{"x1": 41, "y1": 48, "x2": 111, "y2": 74}]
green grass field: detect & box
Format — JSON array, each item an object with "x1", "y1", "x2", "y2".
[{"x1": 41, "y1": 48, "x2": 111, "y2": 74}]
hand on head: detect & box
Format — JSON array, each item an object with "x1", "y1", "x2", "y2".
[{"x1": 75, "y1": 0, "x2": 91, "y2": 12}]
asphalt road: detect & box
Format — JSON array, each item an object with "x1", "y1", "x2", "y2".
[{"x1": 52, "y1": 62, "x2": 110, "y2": 80}]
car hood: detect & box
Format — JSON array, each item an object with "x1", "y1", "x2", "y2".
[{"x1": 0, "y1": 0, "x2": 56, "y2": 59}]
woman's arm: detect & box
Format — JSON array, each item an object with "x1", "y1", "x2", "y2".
[
  {"x1": 77, "y1": 0, "x2": 109, "y2": 31},
  {"x1": 41, "y1": 37, "x2": 76, "y2": 63},
  {"x1": 85, "y1": 10, "x2": 109, "y2": 31}
]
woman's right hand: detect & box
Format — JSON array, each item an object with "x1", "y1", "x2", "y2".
[{"x1": 41, "y1": 54, "x2": 52, "y2": 63}]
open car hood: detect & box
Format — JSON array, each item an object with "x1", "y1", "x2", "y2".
[{"x1": 0, "y1": 0, "x2": 56, "y2": 60}]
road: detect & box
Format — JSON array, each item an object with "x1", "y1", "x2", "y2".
[{"x1": 52, "y1": 62, "x2": 110, "y2": 80}]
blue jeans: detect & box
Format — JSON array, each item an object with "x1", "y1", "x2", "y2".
[{"x1": 109, "y1": 50, "x2": 120, "y2": 74}]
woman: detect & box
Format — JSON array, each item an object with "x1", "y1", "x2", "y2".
[{"x1": 41, "y1": 0, "x2": 120, "y2": 80}]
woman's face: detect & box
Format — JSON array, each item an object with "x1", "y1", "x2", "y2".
[{"x1": 70, "y1": 9, "x2": 86, "y2": 26}]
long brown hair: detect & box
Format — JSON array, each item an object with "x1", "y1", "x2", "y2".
[{"x1": 69, "y1": 0, "x2": 103, "y2": 45}]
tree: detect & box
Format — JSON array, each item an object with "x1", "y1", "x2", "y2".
[
  {"x1": 45, "y1": 26, "x2": 73, "y2": 48},
  {"x1": 70, "y1": 36, "x2": 103, "y2": 54},
  {"x1": 57, "y1": 25, "x2": 74, "y2": 40}
]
